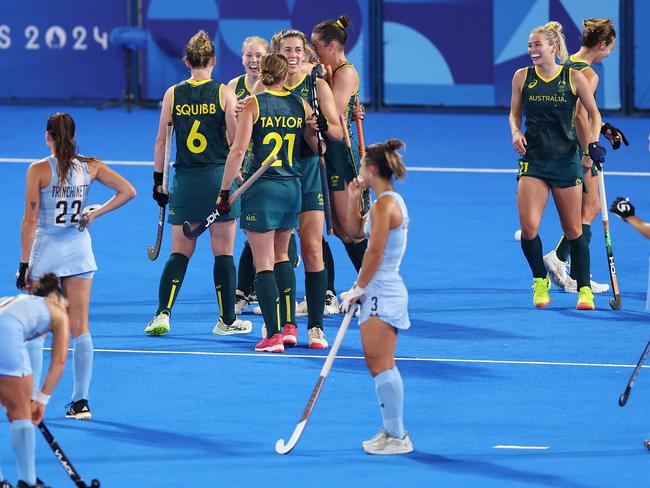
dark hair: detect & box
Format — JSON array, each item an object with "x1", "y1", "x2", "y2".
[
  {"x1": 365, "y1": 139, "x2": 407, "y2": 181},
  {"x1": 313, "y1": 15, "x2": 351, "y2": 46},
  {"x1": 32, "y1": 272, "x2": 64, "y2": 298},
  {"x1": 46, "y1": 112, "x2": 95, "y2": 184},
  {"x1": 260, "y1": 53, "x2": 288, "y2": 86},
  {"x1": 184, "y1": 30, "x2": 215, "y2": 68},
  {"x1": 582, "y1": 18, "x2": 616, "y2": 48}
]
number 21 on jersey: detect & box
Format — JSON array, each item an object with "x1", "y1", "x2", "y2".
[{"x1": 261, "y1": 131, "x2": 295, "y2": 167}]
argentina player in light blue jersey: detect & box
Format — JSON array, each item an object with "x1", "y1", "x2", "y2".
[
  {"x1": 340, "y1": 139, "x2": 413, "y2": 455},
  {"x1": 0, "y1": 274, "x2": 70, "y2": 488},
  {"x1": 17, "y1": 112, "x2": 135, "y2": 421}
]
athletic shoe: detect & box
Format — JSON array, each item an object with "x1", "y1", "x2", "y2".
[
  {"x1": 282, "y1": 324, "x2": 298, "y2": 347},
  {"x1": 65, "y1": 399, "x2": 91, "y2": 420},
  {"x1": 17, "y1": 480, "x2": 50, "y2": 488},
  {"x1": 576, "y1": 286, "x2": 595, "y2": 310},
  {"x1": 144, "y1": 312, "x2": 170, "y2": 336},
  {"x1": 324, "y1": 290, "x2": 340, "y2": 316},
  {"x1": 1, "y1": 480, "x2": 14, "y2": 488},
  {"x1": 543, "y1": 251, "x2": 568, "y2": 288},
  {"x1": 253, "y1": 305, "x2": 262, "y2": 315},
  {"x1": 644, "y1": 438, "x2": 650, "y2": 450},
  {"x1": 248, "y1": 292, "x2": 258, "y2": 304},
  {"x1": 308, "y1": 327, "x2": 329, "y2": 349},
  {"x1": 295, "y1": 298, "x2": 309, "y2": 317},
  {"x1": 563, "y1": 277, "x2": 610, "y2": 294},
  {"x1": 532, "y1": 277, "x2": 551, "y2": 308},
  {"x1": 212, "y1": 317, "x2": 253, "y2": 335},
  {"x1": 362, "y1": 428, "x2": 413, "y2": 455},
  {"x1": 255, "y1": 333, "x2": 284, "y2": 353},
  {"x1": 234, "y1": 290, "x2": 250, "y2": 315}
]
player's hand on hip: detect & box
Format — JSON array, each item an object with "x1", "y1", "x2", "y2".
[
  {"x1": 340, "y1": 284, "x2": 365, "y2": 313},
  {"x1": 512, "y1": 130, "x2": 527, "y2": 155},
  {"x1": 610, "y1": 197, "x2": 635, "y2": 221}
]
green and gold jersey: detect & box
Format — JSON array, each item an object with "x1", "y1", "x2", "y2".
[
  {"x1": 326, "y1": 62, "x2": 357, "y2": 143},
  {"x1": 250, "y1": 90, "x2": 306, "y2": 179},
  {"x1": 234, "y1": 74, "x2": 252, "y2": 100},
  {"x1": 521, "y1": 65, "x2": 579, "y2": 162},
  {"x1": 565, "y1": 54, "x2": 591, "y2": 73},
  {"x1": 172, "y1": 79, "x2": 229, "y2": 169},
  {"x1": 285, "y1": 73, "x2": 316, "y2": 159}
]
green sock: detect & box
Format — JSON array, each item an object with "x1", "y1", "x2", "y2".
[
  {"x1": 288, "y1": 233, "x2": 299, "y2": 268},
  {"x1": 157, "y1": 253, "x2": 189, "y2": 315},
  {"x1": 274, "y1": 260, "x2": 296, "y2": 326},
  {"x1": 305, "y1": 270, "x2": 327, "y2": 329},
  {"x1": 569, "y1": 234, "x2": 590, "y2": 289},
  {"x1": 214, "y1": 255, "x2": 236, "y2": 324},
  {"x1": 555, "y1": 235, "x2": 570, "y2": 262},
  {"x1": 569, "y1": 225, "x2": 592, "y2": 280},
  {"x1": 521, "y1": 235, "x2": 546, "y2": 278},
  {"x1": 237, "y1": 241, "x2": 255, "y2": 296},
  {"x1": 254, "y1": 271, "x2": 280, "y2": 337},
  {"x1": 322, "y1": 239, "x2": 336, "y2": 293},
  {"x1": 344, "y1": 239, "x2": 367, "y2": 272}
]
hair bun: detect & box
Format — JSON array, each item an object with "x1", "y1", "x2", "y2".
[
  {"x1": 386, "y1": 139, "x2": 405, "y2": 151},
  {"x1": 337, "y1": 15, "x2": 352, "y2": 29},
  {"x1": 545, "y1": 21, "x2": 563, "y2": 33}
]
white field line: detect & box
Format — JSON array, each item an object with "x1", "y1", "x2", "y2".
[
  {"x1": 2, "y1": 158, "x2": 649, "y2": 176},
  {"x1": 492, "y1": 445, "x2": 550, "y2": 450}
]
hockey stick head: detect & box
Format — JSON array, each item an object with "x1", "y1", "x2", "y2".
[
  {"x1": 619, "y1": 387, "x2": 630, "y2": 407},
  {"x1": 182, "y1": 221, "x2": 204, "y2": 240},
  {"x1": 311, "y1": 63, "x2": 324, "y2": 79},
  {"x1": 90, "y1": 479, "x2": 101, "y2": 487},
  {"x1": 609, "y1": 296, "x2": 622, "y2": 310}
]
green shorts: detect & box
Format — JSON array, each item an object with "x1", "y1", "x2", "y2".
[
  {"x1": 516, "y1": 156, "x2": 584, "y2": 189},
  {"x1": 324, "y1": 137, "x2": 359, "y2": 191},
  {"x1": 300, "y1": 154, "x2": 324, "y2": 212},
  {"x1": 240, "y1": 177, "x2": 301, "y2": 232},
  {"x1": 168, "y1": 165, "x2": 240, "y2": 224}
]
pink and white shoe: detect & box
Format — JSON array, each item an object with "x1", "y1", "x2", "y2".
[
  {"x1": 282, "y1": 324, "x2": 298, "y2": 347},
  {"x1": 255, "y1": 333, "x2": 285, "y2": 353}
]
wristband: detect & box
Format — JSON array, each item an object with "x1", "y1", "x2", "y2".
[
  {"x1": 35, "y1": 391, "x2": 51, "y2": 405},
  {"x1": 582, "y1": 153, "x2": 590, "y2": 157}
]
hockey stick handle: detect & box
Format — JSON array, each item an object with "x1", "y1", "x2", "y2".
[
  {"x1": 355, "y1": 97, "x2": 365, "y2": 157},
  {"x1": 597, "y1": 169, "x2": 622, "y2": 309},
  {"x1": 319, "y1": 306, "x2": 355, "y2": 377},
  {"x1": 230, "y1": 155, "x2": 276, "y2": 202},
  {"x1": 618, "y1": 339, "x2": 650, "y2": 406},
  {"x1": 162, "y1": 122, "x2": 173, "y2": 192}
]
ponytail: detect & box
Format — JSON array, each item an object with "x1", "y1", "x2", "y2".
[
  {"x1": 32, "y1": 272, "x2": 64, "y2": 298},
  {"x1": 531, "y1": 21, "x2": 568, "y2": 63},
  {"x1": 365, "y1": 139, "x2": 407, "y2": 181},
  {"x1": 313, "y1": 15, "x2": 351, "y2": 46}
]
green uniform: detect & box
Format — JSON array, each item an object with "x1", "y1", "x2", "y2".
[
  {"x1": 517, "y1": 65, "x2": 582, "y2": 188},
  {"x1": 285, "y1": 73, "x2": 324, "y2": 212},
  {"x1": 324, "y1": 62, "x2": 360, "y2": 191},
  {"x1": 169, "y1": 79, "x2": 239, "y2": 224},
  {"x1": 240, "y1": 90, "x2": 306, "y2": 232},
  {"x1": 234, "y1": 75, "x2": 257, "y2": 174}
]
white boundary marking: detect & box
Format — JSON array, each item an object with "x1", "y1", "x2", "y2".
[
  {"x1": 2, "y1": 158, "x2": 650, "y2": 176},
  {"x1": 493, "y1": 445, "x2": 550, "y2": 450}
]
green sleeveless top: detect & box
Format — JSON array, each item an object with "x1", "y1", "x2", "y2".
[
  {"x1": 250, "y1": 90, "x2": 306, "y2": 179},
  {"x1": 234, "y1": 74, "x2": 252, "y2": 100},
  {"x1": 326, "y1": 62, "x2": 357, "y2": 143},
  {"x1": 521, "y1": 65, "x2": 579, "y2": 162},
  {"x1": 285, "y1": 73, "x2": 316, "y2": 159},
  {"x1": 565, "y1": 54, "x2": 591, "y2": 73},
  {"x1": 172, "y1": 79, "x2": 229, "y2": 168}
]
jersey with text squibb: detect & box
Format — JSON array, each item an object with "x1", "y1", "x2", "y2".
[
  {"x1": 172, "y1": 79, "x2": 229, "y2": 168},
  {"x1": 250, "y1": 91, "x2": 306, "y2": 179},
  {"x1": 521, "y1": 65, "x2": 579, "y2": 162}
]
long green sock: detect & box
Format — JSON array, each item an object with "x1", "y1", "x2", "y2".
[
  {"x1": 157, "y1": 253, "x2": 189, "y2": 315},
  {"x1": 214, "y1": 255, "x2": 236, "y2": 324},
  {"x1": 569, "y1": 234, "x2": 590, "y2": 289},
  {"x1": 288, "y1": 233, "x2": 299, "y2": 268},
  {"x1": 521, "y1": 235, "x2": 546, "y2": 278},
  {"x1": 344, "y1": 239, "x2": 367, "y2": 272},
  {"x1": 322, "y1": 239, "x2": 336, "y2": 293},
  {"x1": 254, "y1": 271, "x2": 280, "y2": 337},
  {"x1": 305, "y1": 270, "x2": 327, "y2": 329},
  {"x1": 237, "y1": 241, "x2": 255, "y2": 296},
  {"x1": 569, "y1": 224, "x2": 592, "y2": 280},
  {"x1": 555, "y1": 235, "x2": 570, "y2": 262},
  {"x1": 274, "y1": 260, "x2": 296, "y2": 326}
]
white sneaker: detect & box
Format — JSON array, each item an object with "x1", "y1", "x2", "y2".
[
  {"x1": 308, "y1": 327, "x2": 329, "y2": 349},
  {"x1": 253, "y1": 305, "x2": 262, "y2": 315},
  {"x1": 144, "y1": 312, "x2": 170, "y2": 336},
  {"x1": 234, "y1": 290, "x2": 250, "y2": 315},
  {"x1": 362, "y1": 429, "x2": 413, "y2": 455},
  {"x1": 248, "y1": 292, "x2": 258, "y2": 305},
  {"x1": 590, "y1": 279, "x2": 610, "y2": 294},
  {"x1": 324, "y1": 290, "x2": 340, "y2": 316},
  {"x1": 296, "y1": 297, "x2": 309, "y2": 317},
  {"x1": 563, "y1": 276, "x2": 610, "y2": 294},
  {"x1": 212, "y1": 317, "x2": 253, "y2": 335},
  {"x1": 543, "y1": 251, "x2": 568, "y2": 288}
]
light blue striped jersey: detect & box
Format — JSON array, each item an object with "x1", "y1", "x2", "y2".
[{"x1": 0, "y1": 294, "x2": 51, "y2": 341}]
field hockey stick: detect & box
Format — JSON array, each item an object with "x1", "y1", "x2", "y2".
[
  {"x1": 147, "y1": 122, "x2": 173, "y2": 260},
  {"x1": 310, "y1": 64, "x2": 334, "y2": 235},
  {"x1": 354, "y1": 97, "x2": 365, "y2": 157},
  {"x1": 37, "y1": 422, "x2": 100, "y2": 487},
  {"x1": 182, "y1": 156, "x2": 277, "y2": 239},
  {"x1": 340, "y1": 114, "x2": 371, "y2": 214},
  {"x1": 618, "y1": 339, "x2": 650, "y2": 406},
  {"x1": 597, "y1": 168, "x2": 622, "y2": 309},
  {"x1": 77, "y1": 204, "x2": 103, "y2": 232},
  {"x1": 275, "y1": 306, "x2": 355, "y2": 454}
]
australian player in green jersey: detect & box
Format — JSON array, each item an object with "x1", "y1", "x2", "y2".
[
  {"x1": 543, "y1": 19, "x2": 618, "y2": 294},
  {"x1": 146, "y1": 30, "x2": 252, "y2": 337},
  {"x1": 218, "y1": 53, "x2": 320, "y2": 353},
  {"x1": 509, "y1": 21, "x2": 606, "y2": 310},
  {"x1": 312, "y1": 16, "x2": 369, "y2": 275}
]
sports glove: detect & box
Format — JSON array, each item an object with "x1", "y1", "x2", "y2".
[
  {"x1": 315, "y1": 112, "x2": 329, "y2": 134},
  {"x1": 152, "y1": 171, "x2": 168, "y2": 207},
  {"x1": 601, "y1": 122, "x2": 629, "y2": 150},
  {"x1": 588, "y1": 141, "x2": 606, "y2": 169},
  {"x1": 610, "y1": 197, "x2": 635, "y2": 221},
  {"x1": 16, "y1": 262, "x2": 28, "y2": 289},
  {"x1": 340, "y1": 284, "x2": 365, "y2": 313},
  {"x1": 217, "y1": 189, "x2": 231, "y2": 215}
]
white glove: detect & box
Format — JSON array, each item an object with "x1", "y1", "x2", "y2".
[{"x1": 340, "y1": 284, "x2": 365, "y2": 313}]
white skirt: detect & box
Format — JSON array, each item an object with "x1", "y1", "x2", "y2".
[
  {"x1": 358, "y1": 277, "x2": 410, "y2": 330},
  {"x1": 29, "y1": 228, "x2": 97, "y2": 279}
]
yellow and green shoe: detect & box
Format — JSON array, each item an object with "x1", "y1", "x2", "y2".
[
  {"x1": 576, "y1": 286, "x2": 595, "y2": 310},
  {"x1": 532, "y1": 277, "x2": 551, "y2": 308}
]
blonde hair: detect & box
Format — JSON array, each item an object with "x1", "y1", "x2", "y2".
[
  {"x1": 241, "y1": 36, "x2": 269, "y2": 53},
  {"x1": 582, "y1": 18, "x2": 616, "y2": 47},
  {"x1": 365, "y1": 139, "x2": 407, "y2": 181},
  {"x1": 271, "y1": 29, "x2": 309, "y2": 54},
  {"x1": 531, "y1": 21, "x2": 568, "y2": 63},
  {"x1": 260, "y1": 53, "x2": 288, "y2": 86},
  {"x1": 184, "y1": 30, "x2": 215, "y2": 68}
]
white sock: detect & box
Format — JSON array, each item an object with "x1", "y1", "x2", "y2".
[{"x1": 374, "y1": 367, "x2": 405, "y2": 439}]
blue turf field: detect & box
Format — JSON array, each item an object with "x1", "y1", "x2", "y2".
[{"x1": 1, "y1": 106, "x2": 650, "y2": 487}]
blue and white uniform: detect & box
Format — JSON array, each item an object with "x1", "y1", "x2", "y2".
[
  {"x1": 29, "y1": 156, "x2": 97, "y2": 279},
  {"x1": 0, "y1": 295, "x2": 51, "y2": 377},
  {"x1": 359, "y1": 191, "x2": 410, "y2": 330}
]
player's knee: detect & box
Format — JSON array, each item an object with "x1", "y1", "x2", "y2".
[{"x1": 519, "y1": 225, "x2": 538, "y2": 241}]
